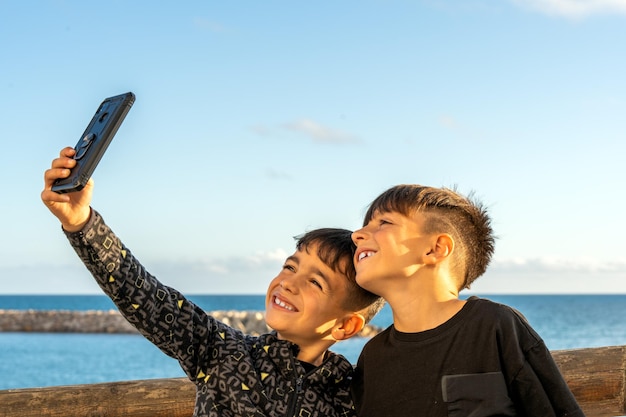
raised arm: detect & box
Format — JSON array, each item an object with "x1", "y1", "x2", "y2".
[{"x1": 41, "y1": 147, "x2": 216, "y2": 382}]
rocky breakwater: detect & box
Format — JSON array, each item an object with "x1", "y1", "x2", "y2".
[{"x1": 0, "y1": 309, "x2": 381, "y2": 337}]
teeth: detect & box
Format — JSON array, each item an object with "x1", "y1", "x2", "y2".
[
  {"x1": 274, "y1": 297, "x2": 294, "y2": 311},
  {"x1": 358, "y1": 251, "x2": 374, "y2": 261}
]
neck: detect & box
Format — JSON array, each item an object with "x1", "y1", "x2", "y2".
[
  {"x1": 391, "y1": 297, "x2": 465, "y2": 332},
  {"x1": 385, "y1": 277, "x2": 464, "y2": 333},
  {"x1": 276, "y1": 332, "x2": 334, "y2": 367},
  {"x1": 295, "y1": 342, "x2": 333, "y2": 367}
]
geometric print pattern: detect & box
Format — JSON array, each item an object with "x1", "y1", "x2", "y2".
[{"x1": 65, "y1": 210, "x2": 357, "y2": 417}]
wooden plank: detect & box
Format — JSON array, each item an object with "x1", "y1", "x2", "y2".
[
  {"x1": 0, "y1": 378, "x2": 195, "y2": 417},
  {"x1": 1, "y1": 345, "x2": 624, "y2": 417},
  {"x1": 552, "y1": 345, "x2": 626, "y2": 417}
]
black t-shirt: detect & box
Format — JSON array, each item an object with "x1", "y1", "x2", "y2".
[{"x1": 351, "y1": 297, "x2": 585, "y2": 417}]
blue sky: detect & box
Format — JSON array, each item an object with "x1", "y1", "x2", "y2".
[{"x1": 2, "y1": 0, "x2": 625, "y2": 295}]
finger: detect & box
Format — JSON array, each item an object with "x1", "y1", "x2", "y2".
[
  {"x1": 60, "y1": 146, "x2": 76, "y2": 158},
  {"x1": 49, "y1": 147, "x2": 76, "y2": 170},
  {"x1": 50, "y1": 155, "x2": 77, "y2": 170},
  {"x1": 41, "y1": 186, "x2": 71, "y2": 206},
  {"x1": 43, "y1": 167, "x2": 72, "y2": 187}
]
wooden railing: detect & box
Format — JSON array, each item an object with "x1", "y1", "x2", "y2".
[
  {"x1": 552, "y1": 345, "x2": 626, "y2": 416},
  {"x1": 1, "y1": 345, "x2": 624, "y2": 417}
]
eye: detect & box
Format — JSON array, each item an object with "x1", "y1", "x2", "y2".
[
  {"x1": 282, "y1": 263, "x2": 296, "y2": 272},
  {"x1": 309, "y1": 278, "x2": 323, "y2": 290}
]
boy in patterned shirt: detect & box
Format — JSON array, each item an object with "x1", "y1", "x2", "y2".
[{"x1": 42, "y1": 147, "x2": 384, "y2": 417}]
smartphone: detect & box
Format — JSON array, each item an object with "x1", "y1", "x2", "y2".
[{"x1": 52, "y1": 92, "x2": 135, "y2": 193}]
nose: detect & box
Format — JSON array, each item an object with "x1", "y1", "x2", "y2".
[
  {"x1": 352, "y1": 226, "x2": 368, "y2": 244},
  {"x1": 280, "y1": 276, "x2": 299, "y2": 293}
]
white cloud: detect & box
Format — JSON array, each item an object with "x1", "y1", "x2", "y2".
[
  {"x1": 147, "y1": 249, "x2": 290, "y2": 293},
  {"x1": 0, "y1": 249, "x2": 289, "y2": 295},
  {"x1": 282, "y1": 119, "x2": 360, "y2": 144},
  {"x1": 511, "y1": 0, "x2": 626, "y2": 18},
  {"x1": 250, "y1": 119, "x2": 360, "y2": 144},
  {"x1": 491, "y1": 256, "x2": 626, "y2": 273},
  {"x1": 467, "y1": 256, "x2": 626, "y2": 294},
  {"x1": 0, "y1": 264, "x2": 104, "y2": 294},
  {"x1": 6, "y1": 254, "x2": 626, "y2": 295}
]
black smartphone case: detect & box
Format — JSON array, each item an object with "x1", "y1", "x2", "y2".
[{"x1": 52, "y1": 92, "x2": 135, "y2": 193}]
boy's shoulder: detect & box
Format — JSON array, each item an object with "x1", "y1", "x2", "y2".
[
  {"x1": 466, "y1": 296, "x2": 523, "y2": 317},
  {"x1": 465, "y1": 296, "x2": 539, "y2": 336}
]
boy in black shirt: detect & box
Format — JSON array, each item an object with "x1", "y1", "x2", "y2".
[{"x1": 350, "y1": 184, "x2": 584, "y2": 417}]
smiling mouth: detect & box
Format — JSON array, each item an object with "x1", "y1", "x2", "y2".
[
  {"x1": 273, "y1": 295, "x2": 296, "y2": 312},
  {"x1": 358, "y1": 251, "x2": 375, "y2": 262}
]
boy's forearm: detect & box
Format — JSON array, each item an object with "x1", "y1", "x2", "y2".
[
  {"x1": 63, "y1": 209, "x2": 152, "y2": 312},
  {"x1": 63, "y1": 210, "x2": 211, "y2": 373}
]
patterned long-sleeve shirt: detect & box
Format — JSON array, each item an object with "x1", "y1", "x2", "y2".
[{"x1": 65, "y1": 210, "x2": 357, "y2": 417}]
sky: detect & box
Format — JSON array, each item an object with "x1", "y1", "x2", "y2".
[{"x1": 1, "y1": 0, "x2": 626, "y2": 295}]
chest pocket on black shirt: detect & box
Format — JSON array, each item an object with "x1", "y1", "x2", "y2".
[{"x1": 442, "y1": 372, "x2": 517, "y2": 417}]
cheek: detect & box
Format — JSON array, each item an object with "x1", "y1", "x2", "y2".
[
  {"x1": 266, "y1": 276, "x2": 281, "y2": 295},
  {"x1": 301, "y1": 289, "x2": 324, "y2": 310}
]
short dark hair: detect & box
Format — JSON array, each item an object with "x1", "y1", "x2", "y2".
[
  {"x1": 296, "y1": 228, "x2": 384, "y2": 323},
  {"x1": 363, "y1": 184, "x2": 496, "y2": 289}
]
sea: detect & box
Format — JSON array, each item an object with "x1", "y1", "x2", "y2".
[{"x1": 1, "y1": 294, "x2": 626, "y2": 390}]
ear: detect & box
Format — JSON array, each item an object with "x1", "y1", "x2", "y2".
[
  {"x1": 424, "y1": 234, "x2": 454, "y2": 264},
  {"x1": 332, "y1": 313, "x2": 366, "y2": 341}
]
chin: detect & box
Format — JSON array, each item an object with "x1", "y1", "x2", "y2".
[
  {"x1": 355, "y1": 275, "x2": 373, "y2": 291},
  {"x1": 264, "y1": 313, "x2": 284, "y2": 332}
]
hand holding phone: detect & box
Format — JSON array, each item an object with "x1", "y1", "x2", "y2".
[{"x1": 52, "y1": 92, "x2": 135, "y2": 193}]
